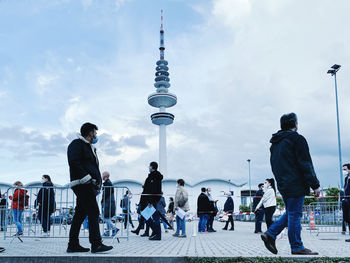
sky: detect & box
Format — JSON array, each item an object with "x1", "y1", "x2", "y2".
[{"x1": 0, "y1": 0, "x2": 349, "y2": 188}]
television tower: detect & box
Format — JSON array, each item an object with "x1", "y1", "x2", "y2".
[{"x1": 148, "y1": 10, "x2": 177, "y2": 176}]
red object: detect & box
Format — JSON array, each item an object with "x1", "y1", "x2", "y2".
[{"x1": 9, "y1": 189, "x2": 28, "y2": 210}]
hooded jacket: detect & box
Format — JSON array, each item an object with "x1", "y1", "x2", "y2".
[
  {"x1": 10, "y1": 189, "x2": 28, "y2": 210},
  {"x1": 141, "y1": 170, "x2": 163, "y2": 208},
  {"x1": 197, "y1": 192, "x2": 210, "y2": 214},
  {"x1": 270, "y1": 130, "x2": 320, "y2": 198},
  {"x1": 67, "y1": 134, "x2": 102, "y2": 191}
]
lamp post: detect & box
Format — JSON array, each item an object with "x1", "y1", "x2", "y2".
[
  {"x1": 327, "y1": 64, "x2": 343, "y2": 188},
  {"x1": 247, "y1": 159, "x2": 252, "y2": 211}
]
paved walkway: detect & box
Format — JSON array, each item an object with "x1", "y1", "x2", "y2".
[{"x1": 0, "y1": 221, "x2": 349, "y2": 258}]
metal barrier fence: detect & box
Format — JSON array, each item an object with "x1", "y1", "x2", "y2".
[
  {"x1": 303, "y1": 202, "x2": 343, "y2": 235},
  {"x1": 2, "y1": 185, "x2": 131, "y2": 242}
]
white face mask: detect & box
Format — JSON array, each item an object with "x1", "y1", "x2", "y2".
[
  {"x1": 41, "y1": 179, "x2": 46, "y2": 183},
  {"x1": 344, "y1": 170, "x2": 349, "y2": 176}
]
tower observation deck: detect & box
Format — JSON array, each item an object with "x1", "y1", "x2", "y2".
[{"x1": 147, "y1": 10, "x2": 177, "y2": 176}]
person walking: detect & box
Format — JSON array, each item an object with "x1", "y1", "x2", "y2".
[
  {"x1": 167, "y1": 197, "x2": 175, "y2": 229},
  {"x1": 142, "y1": 161, "x2": 163, "y2": 241},
  {"x1": 0, "y1": 191, "x2": 6, "y2": 232},
  {"x1": 255, "y1": 178, "x2": 276, "y2": 230},
  {"x1": 101, "y1": 172, "x2": 119, "y2": 238},
  {"x1": 157, "y1": 196, "x2": 168, "y2": 233},
  {"x1": 206, "y1": 188, "x2": 217, "y2": 232},
  {"x1": 67, "y1": 122, "x2": 112, "y2": 253},
  {"x1": 35, "y1": 175, "x2": 55, "y2": 236},
  {"x1": 197, "y1": 187, "x2": 210, "y2": 233},
  {"x1": 260, "y1": 113, "x2": 320, "y2": 255},
  {"x1": 253, "y1": 183, "x2": 265, "y2": 233},
  {"x1": 9, "y1": 181, "x2": 28, "y2": 236},
  {"x1": 222, "y1": 192, "x2": 234, "y2": 231},
  {"x1": 121, "y1": 190, "x2": 135, "y2": 230},
  {"x1": 342, "y1": 164, "x2": 350, "y2": 241},
  {"x1": 173, "y1": 179, "x2": 189, "y2": 238}
]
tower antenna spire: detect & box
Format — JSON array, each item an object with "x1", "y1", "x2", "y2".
[{"x1": 159, "y1": 9, "x2": 165, "y2": 60}]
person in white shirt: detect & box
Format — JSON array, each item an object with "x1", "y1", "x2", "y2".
[{"x1": 255, "y1": 178, "x2": 277, "y2": 229}]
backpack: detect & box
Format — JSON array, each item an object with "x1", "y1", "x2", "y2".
[{"x1": 178, "y1": 191, "x2": 187, "y2": 207}]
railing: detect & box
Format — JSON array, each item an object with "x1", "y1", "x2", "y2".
[{"x1": 2, "y1": 186, "x2": 131, "y2": 241}]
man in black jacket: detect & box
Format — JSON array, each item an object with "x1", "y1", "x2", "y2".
[
  {"x1": 142, "y1": 161, "x2": 163, "y2": 241},
  {"x1": 253, "y1": 183, "x2": 264, "y2": 233},
  {"x1": 223, "y1": 192, "x2": 234, "y2": 231},
  {"x1": 101, "y1": 171, "x2": 118, "y2": 237},
  {"x1": 197, "y1": 188, "x2": 210, "y2": 233},
  {"x1": 342, "y1": 164, "x2": 350, "y2": 241},
  {"x1": 67, "y1": 122, "x2": 113, "y2": 253},
  {"x1": 261, "y1": 113, "x2": 320, "y2": 256}
]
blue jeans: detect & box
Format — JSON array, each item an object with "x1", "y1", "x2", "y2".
[
  {"x1": 198, "y1": 214, "x2": 209, "y2": 232},
  {"x1": 161, "y1": 214, "x2": 168, "y2": 230},
  {"x1": 266, "y1": 196, "x2": 305, "y2": 252},
  {"x1": 12, "y1": 209, "x2": 23, "y2": 234},
  {"x1": 176, "y1": 215, "x2": 186, "y2": 235},
  {"x1": 255, "y1": 209, "x2": 264, "y2": 232}
]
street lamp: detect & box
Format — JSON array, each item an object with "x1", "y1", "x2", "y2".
[
  {"x1": 327, "y1": 64, "x2": 343, "y2": 188},
  {"x1": 247, "y1": 159, "x2": 252, "y2": 211}
]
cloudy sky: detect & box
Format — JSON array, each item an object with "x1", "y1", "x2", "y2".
[{"x1": 0, "y1": 0, "x2": 349, "y2": 188}]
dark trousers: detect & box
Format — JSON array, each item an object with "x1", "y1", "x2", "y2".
[
  {"x1": 150, "y1": 211, "x2": 161, "y2": 238},
  {"x1": 0, "y1": 208, "x2": 6, "y2": 231},
  {"x1": 123, "y1": 209, "x2": 134, "y2": 229},
  {"x1": 224, "y1": 214, "x2": 234, "y2": 230},
  {"x1": 206, "y1": 214, "x2": 215, "y2": 230},
  {"x1": 69, "y1": 185, "x2": 102, "y2": 247},
  {"x1": 38, "y1": 208, "x2": 52, "y2": 233},
  {"x1": 255, "y1": 209, "x2": 264, "y2": 233},
  {"x1": 264, "y1": 206, "x2": 276, "y2": 229}
]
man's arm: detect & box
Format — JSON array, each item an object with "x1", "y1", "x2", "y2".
[
  {"x1": 67, "y1": 141, "x2": 89, "y2": 180},
  {"x1": 295, "y1": 135, "x2": 320, "y2": 190}
]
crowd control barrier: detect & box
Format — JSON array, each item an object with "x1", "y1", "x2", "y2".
[{"x1": 1, "y1": 185, "x2": 131, "y2": 242}]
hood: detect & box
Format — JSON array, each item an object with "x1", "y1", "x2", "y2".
[
  {"x1": 270, "y1": 130, "x2": 296, "y2": 144},
  {"x1": 149, "y1": 170, "x2": 163, "y2": 180}
]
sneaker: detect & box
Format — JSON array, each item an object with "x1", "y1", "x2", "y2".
[
  {"x1": 172, "y1": 233, "x2": 179, "y2": 237},
  {"x1": 67, "y1": 244, "x2": 90, "y2": 253},
  {"x1": 16, "y1": 232, "x2": 23, "y2": 236},
  {"x1": 102, "y1": 232, "x2": 110, "y2": 238},
  {"x1": 165, "y1": 230, "x2": 168, "y2": 233},
  {"x1": 229, "y1": 228, "x2": 234, "y2": 231},
  {"x1": 149, "y1": 235, "x2": 161, "y2": 241},
  {"x1": 342, "y1": 231, "x2": 346, "y2": 235},
  {"x1": 111, "y1": 228, "x2": 119, "y2": 237},
  {"x1": 179, "y1": 234, "x2": 187, "y2": 238},
  {"x1": 261, "y1": 233, "x2": 278, "y2": 255},
  {"x1": 222, "y1": 228, "x2": 227, "y2": 230},
  {"x1": 131, "y1": 229, "x2": 139, "y2": 235},
  {"x1": 0, "y1": 247, "x2": 5, "y2": 253},
  {"x1": 42, "y1": 232, "x2": 50, "y2": 237},
  {"x1": 91, "y1": 244, "x2": 113, "y2": 253},
  {"x1": 141, "y1": 232, "x2": 149, "y2": 237},
  {"x1": 291, "y1": 248, "x2": 318, "y2": 255}
]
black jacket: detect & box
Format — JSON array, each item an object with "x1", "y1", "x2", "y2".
[
  {"x1": 270, "y1": 130, "x2": 320, "y2": 198},
  {"x1": 67, "y1": 138, "x2": 102, "y2": 189},
  {"x1": 253, "y1": 189, "x2": 264, "y2": 211},
  {"x1": 101, "y1": 179, "x2": 115, "y2": 218},
  {"x1": 35, "y1": 181, "x2": 56, "y2": 214},
  {"x1": 140, "y1": 170, "x2": 163, "y2": 208},
  {"x1": 224, "y1": 197, "x2": 234, "y2": 212},
  {"x1": 344, "y1": 174, "x2": 350, "y2": 201},
  {"x1": 167, "y1": 201, "x2": 174, "y2": 214},
  {"x1": 197, "y1": 193, "x2": 210, "y2": 214}
]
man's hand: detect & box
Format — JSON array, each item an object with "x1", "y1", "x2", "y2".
[{"x1": 314, "y1": 187, "x2": 321, "y2": 197}]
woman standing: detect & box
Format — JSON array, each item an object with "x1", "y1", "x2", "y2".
[
  {"x1": 254, "y1": 178, "x2": 277, "y2": 229},
  {"x1": 173, "y1": 179, "x2": 189, "y2": 238},
  {"x1": 9, "y1": 181, "x2": 28, "y2": 236},
  {"x1": 35, "y1": 175, "x2": 56, "y2": 236}
]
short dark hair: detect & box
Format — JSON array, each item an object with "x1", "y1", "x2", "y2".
[
  {"x1": 80, "y1": 122, "x2": 98, "y2": 137},
  {"x1": 280, "y1": 113, "x2": 298, "y2": 131},
  {"x1": 201, "y1": 187, "x2": 206, "y2": 192},
  {"x1": 344, "y1": 164, "x2": 350, "y2": 169},
  {"x1": 170, "y1": 197, "x2": 174, "y2": 201},
  {"x1": 258, "y1": 183, "x2": 264, "y2": 188},
  {"x1": 177, "y1": 179, "x2": 185, "y2": 186},
  {"x1": 150, "y1": 161, "x2": 158, "y2": 171}
]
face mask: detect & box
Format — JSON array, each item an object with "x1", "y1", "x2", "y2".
[
  {"x1": 41, "y1": 179, "x2": 46, "y2": 183},
  {"x1": 149, "y1": 168, "x2": 152, "y2": 173},
  {"x1": 344, "y1": 170, "x2": 349, "y2": 176},
  {"x1": 92, "y1": 136, "x2": 98, "y2": 144}
]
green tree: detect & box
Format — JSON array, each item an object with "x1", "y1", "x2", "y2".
[
  {"x1": 325, "y1": 187, "x2": 340, "y2": 202},
  {"x1": 239, "y1": 204, "x2": 251, "y2": 213},
  {"x1": 276, "y1": 197, "x2": 285, "y2": 210},
  {"x1": 303, "y1": 191, "x2": 318, "y2": 206}
]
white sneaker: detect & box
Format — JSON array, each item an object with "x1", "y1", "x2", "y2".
[{"x1": 42, "y1": 232, "x2": 50, "y2": 237}]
